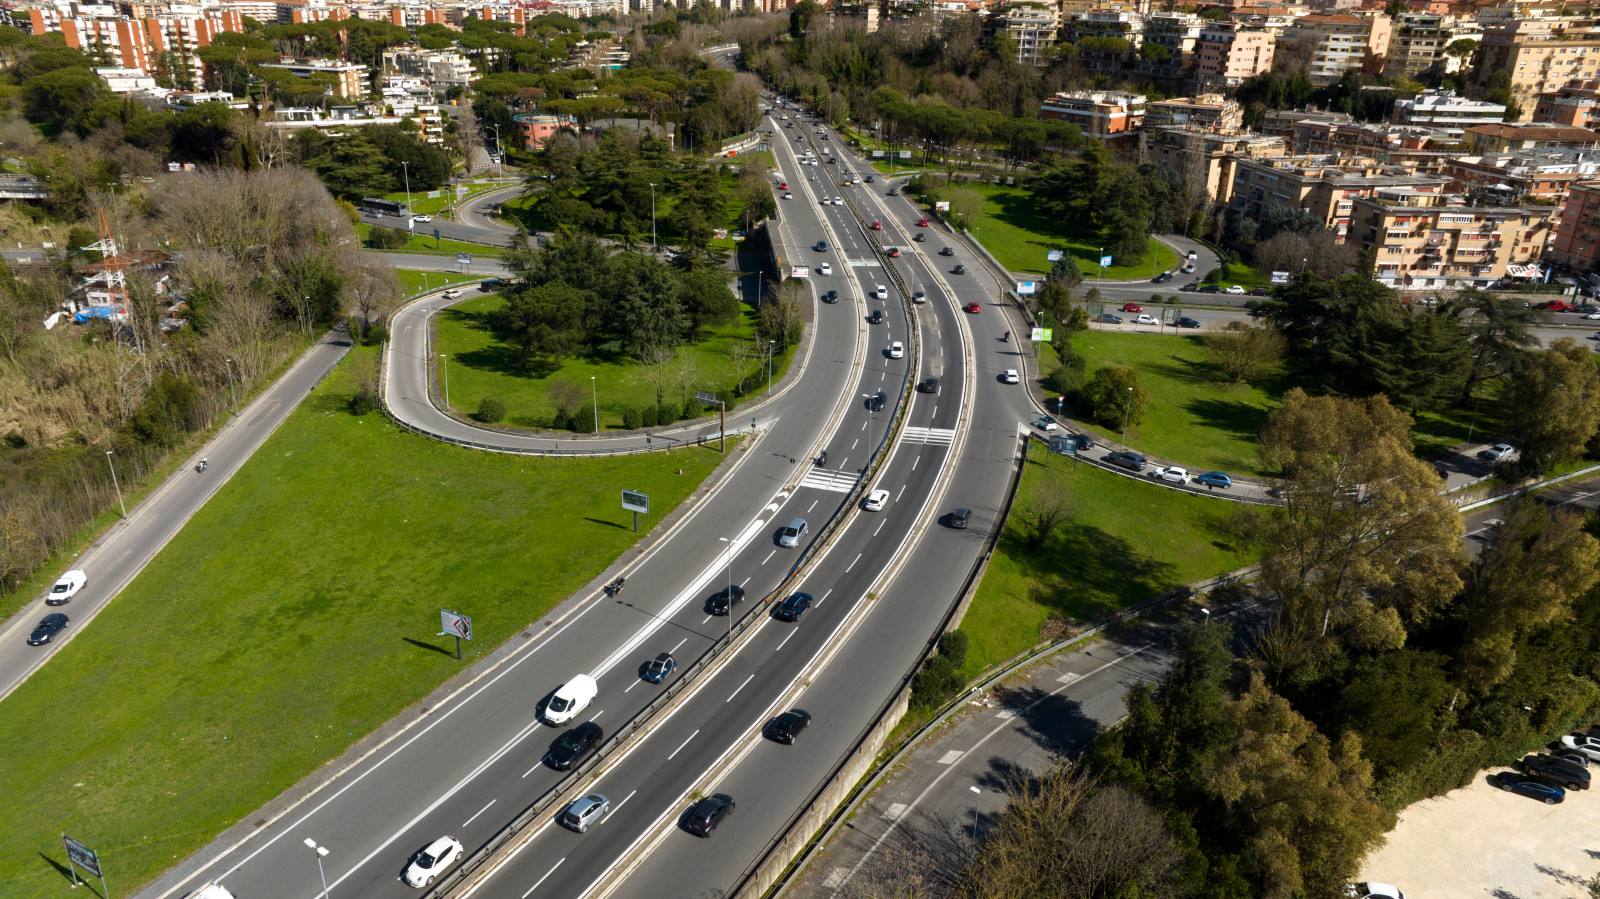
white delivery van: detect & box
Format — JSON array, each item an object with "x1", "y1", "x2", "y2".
[
  {"x1": 544, "y1": 674, "x2": 598, "y2": 725},
  {"x1": 185, "y1": 884, "x2": 236, "y2": 899}
]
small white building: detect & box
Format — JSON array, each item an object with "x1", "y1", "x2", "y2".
[{"x1": 96, "y1": 67, "x2": 158, "y2": 94}]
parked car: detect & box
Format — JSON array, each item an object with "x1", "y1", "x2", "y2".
[
  {"x1": 1122, "y1": 303, "x2": 1143, "y2": 312},
  {"x1": 643, "y1": 652, "x2": 676, "y2": 684},
  {"x1": 1105, "y1": 451, "x2": 1148, "y2": 472},
  {"x1": 1150, "y1": 466, "x2": 1190, "y2": 484},
  {"x1": 1538, "y1": 300, "x2": 1573, "y2": 312},
  {"x1": 1180, "y1": 281, "x2": 1201, "y2": 291},
  {"x1": 1347, "y1": 883, "x2": 1405, "y2": 899},
  {"x1": 1247, "y1": 288, "x2": 1271, "y2": 296},
  {"x1": 1061, "y1": 434, "x2": 1094, "y2": 452},
  {"x1": 1197, "y1": 284, "x2": 1222, "y2": 294},
  {"x1": 27, "y1": 612, "x2": 68, "y2": 646},
  {"x1": 1492, "y1": 771, "x2": 1565, "y2": 804},
  {"x1": 1224, "y1": 285, "x2": 1246, "y2": 294},
  {"x1": 1516, "y1": 754, "x2": 1591, "y2": 789},
  {"x1": 47, "y1": 570, "x2": 86, "y2": 606},
  {"x1": 1195, "y1": 471, "x2": 1233, "y2": 490},
  {"x1": 1032, "y1": 416, "x2": 1059, "y2": 431},
  {"x1": 1135, "y1": 314, "x2": 1159, "y2": 325},
  {"x1": 774, "y1": 593, "x2": 812, "y2": 622},
  {"x1": 1560, "y1": 733, "x2": 1600, "y2": 761},
  {"x1": 1482, "y1": 443, "x2": 1516, "y2": 461},
  {"x1": 560, "y1": 794, "x2": 610, "y2": 833},
  {"x1": 1096, "y1": 313, "x2": 1124, "y2": 324},
  {"x1": 709, "y1": 584, "x2": 746, "y2": 616},
  {"x1": 1002, "y1": 369, "x2": 1020, "y2": 384},
  {"x1": 403, "y1": 836, "x2": 464, "y2": 888},
  {"x1": 769, "y1": 709, "x2": 812, "y2": 744},
  {"x1": 685, "y1": 794, "x2": 736, "y2": 836},
  {"x1": 546, "y1": 721, "x2": 604, "y2": 771},
  {"x1": 864, "y1": 489, "x2": 890, "y2": 511},
  {"x1": 917, "y1": 377, "x2": 940, "y2": 393},
  {"x1": 1176, "y1": 317, "x2": 1202, "y2": 329}
]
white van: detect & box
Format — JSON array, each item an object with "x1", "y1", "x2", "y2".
[
  {"x1": 545, "y1": 674, "x2": 598, "y2": 725},
  {"x1": 874, "y1": 285, "x2": 888, "y2": 300},
  {"x1": 185, "y1": 885, "x2": 236, "y2": 899}
]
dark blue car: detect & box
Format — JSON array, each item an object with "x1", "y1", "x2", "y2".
[
  {"x1": 775, "y1": 592, "x2": 812, "y2": 622},
  {"x1": 643, "y1": 652, "x2": 676, "y2": 684},
  {"x1": 1494, "y1": 772, "x2": 1565, "y2": 804},
  {"x1": 1195, "y1": 471, "x2": 1233, "y2": 490}
]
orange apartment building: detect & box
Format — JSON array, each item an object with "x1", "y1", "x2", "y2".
[
  {"x1": 1548, "y1": 180, "x2": 1600, "y2": 271},
  {"x1": 1473, "y1": 19, "x2": 1600, "y2": 120},
  {"x1": 1534, "y1": 80, "x2": 1600, "y2": 131},
  {"x1": 1192, "y1": 21, "x2": 1275, "y2": 88},
  {"x1": 1353, "y1": 188, "x2": 1557, "y2": 287},
  {"x1": 1226, "y1": 154, "x2": 1450, "y2": 241},
  {"x1": 1039, "y1": 90, "x2": 1145, "y2": 150},
  {"x1": 28, "y1": 8, "x2": 243, "y2": 72}
]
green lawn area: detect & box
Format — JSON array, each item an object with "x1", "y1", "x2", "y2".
[
  {"x1": 960, "y1": 450, "x2": 1253, "y2": 678},
  {"x1": 395, "y1": 269, "x2": 481, "y2": 296},
  {"x1": 0, "y1": 347, "x2": 727, "y2": 899},
  {"x1": 435, "y1": 295, "x2": 793, "y2": 430},
  {"x1": 1208, "y1": 261, "x2": 1274, "y2": 290},
  {"x1": 357, "y1": 223, "x2": 506, "y2": 256},
  {"x1": 958, "y1": 182, "x2": 1179, "y2": 278},
  {"x1": 382, "y1": 180, "x2": 517, "y2": 217}
]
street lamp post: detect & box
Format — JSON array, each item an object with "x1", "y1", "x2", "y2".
[
  {"x1": 303, "y1": 838, "x2": 330, "y2": 899},
  {"x1": 439, "y1": 354, "x2": 449, "y2": 409},
  {"x1": 969, "y1": 785, "x2": 982, "y2": 853},
  {"x1": 105, "y1": 450, "x2": 126, "y2": 519},
  {"x1": 766, "y1": 340, "x2": 775, "y2": 394},
  {"x1": 861, "y1": 394, "x2": 876, "y2": 471},
  {"x1": 225, "y1": 358, "x2": 238, "y2": 416},
  {"x1": 591, "y1": 376, "x2": 599, "y2": 433},
  {"x1": 649, "y1": 182, "x2": 657, "y2": 252},
  {"x1": 1121, "y1": 386, "x2": 1133, "y2": 447},
  {"x1": 400, "y1": 161, "x2": 412, "y2": 218},
  {"x1": 718, "y1": 536, "x2": 734, "y2": 645}
]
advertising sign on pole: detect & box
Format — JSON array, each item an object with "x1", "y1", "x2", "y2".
[
  {"x1": 899, "y1": 150, "x2": 911, "y2": 159},
  {"x1": 789, "y1": 265, "x2": 810, "y2": 279},
  {"x1": 1271, "y1": 270, "x2": 1291, "y2": 284},
  {"x1": 871, "y1": 150, "x2": 884, "y2": 158},
  {"x1": 64, "y1": 836, "x2": 101, "y2": 878},
  {"x1": 1031, "y1": 327, "x2": 1053, "y2": 342},
  {"x1": 622, "y1": 489, "x2": 650, "y2": 532},
  {"x1": 935, "y1": 201, "x2": 951, "y2": 212},
  {"x1": 1016, "y1": 281, "x2": 1036, "y2": 295},
  {"x1": 1046, "y1": 250, "x2": 1064, "y2": 262},
  {"x1": 1099, "y1": 254, "x2": 1113, "y2": 268}
]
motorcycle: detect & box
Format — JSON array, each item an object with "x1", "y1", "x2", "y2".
[
  {"x1": 603, "y1": 576, "x2": 626, "y2": 597},
  {"x1": 195, "y1": 458, "x2": 208, "y2": 473},
  {"x1": 816, "y1": 450, "x2": 828, "y2": 467},
  {"x1": 1003, "y1": 331, "x2": 1010, "y2": 342}
]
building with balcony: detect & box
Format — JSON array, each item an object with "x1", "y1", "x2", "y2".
[
  {"x1": 513, "y1": 113, "x2": 577, "y2": 149},
  {"x1": 995, "y1": 3, "x2": 1062, "y2": 68},
  {"x1": 1145, "y1": 94, "x2": 1243, "y2": 131},
  {"x1": 259, "y1": 58, "x2": 368, "y2": 101},
  {"x1": 1442, "y1": 149, "x2": 1600, "y2": 204},
  {"x1": 1192, "y1": 21, "x2": 1275, "y2": 89},
  {"x1": 1139, "y1": 11, "x2": 1203, "y2": 81},
  {"x1": 1472, "y1": 18, "x2": 1600, "y2": 120},
  {"x1": 262, "y1": 104, "x2": 442, "y2": 143},
  {"x1": 1393, "y1": 90, "x2": 1508, "y2": 128},
  {"x1": 382, "y1": 47, "x2": 477, "y2": 88},
  {"x1": 1353, "y1": 188, "x2": 1556, "y2": 288},
  {"x1": 96, "y1": 66, "x2": 157, "y2": 93},
  {"x1": 1534, "y1": 80, "x2": 1600, "y2": 130},
  {"x1": 1262, "y1": 105, "x2": 1354, "y2": 142},
  {"x1": 1278, "y1": 12, "x2": 1392, "y2": 86},
  {"x1": 1464, "y1": 123, "x2": 1600, "y2": 152},
  {"x1": 1040, "y1": 89, "x2": 1145, "y2": 149},
  {"x1": 1146, "y1": 128, "x2": 1287, "y2": 201},
  {"x1": 1547, "y1": 179, "x2": 1600, "y2": 271},
  {"x1": 1226, "y1": 154, "x2": 1450, "y2": 241},
  {"x1": 1382, "y1": 12, "x2": 1477, "y2": 80},
  {"x1": 28, "y1": 8, "x2": 243, "y2": 78}
]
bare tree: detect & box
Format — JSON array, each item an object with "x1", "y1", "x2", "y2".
[
  {"x1": 1253, "y1": 231, "x2": 1360, "y2": 280},
  {"x1": 726, "y1": 337, "x2": 757, "y2": 395},
  {"x1": 635, "y1": 343, "x2": 676, "y2": 407},
  {"x1": 547, "y1": 377, "x2": 585, "y2": 418},
  {"x1": 1020, "y1": 475, "x2": 1073, "y2": 551},
  {"x1": 344, "y1": 256, "x2": 404, "y2": 330},
  {"x1": 671, "y1": 350, "x2": 703, "y2": 411},
  {"x1": 1201, "y1": 322, "x2": 1286, "y2": 385}
]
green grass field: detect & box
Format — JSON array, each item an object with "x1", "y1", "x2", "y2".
[
  {"x1": 435, "y1": 296, "x2": 794, "y2": 430},
  {"x1": 395, "y1": 269, "x2": 480, "y2": 296},
  {"x1": 0, "y1": 348, "x2": 727, "y2": 899},
  {"x1": 382, "y1": 180, "x2": 517, "y2": 217},
  {"x1": 357, "y1": 223, "x2": 506, "y2": 257},
  {"x1": 960, "y1": 450, "x2": 1253, "y2": 678},
  {"x1": 958, "y1": 183, "x2": 1178, "y2": 278}
]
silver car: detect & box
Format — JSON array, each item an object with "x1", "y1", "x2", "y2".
[{"x1": 560, "y1": 794, "x2": 611, "y2": 833}]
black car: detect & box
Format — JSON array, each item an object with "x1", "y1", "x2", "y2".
[
  {"x1": 1197, "y1": 284, "x2": 1222, "y2": 294},
  {"x1": 917, "y1": 377, "x2": 939, "y2": 393},
  {"x1": 1152, "y1": 271, "x2": 1174, "y2": 283},
  {"x1": 939, "y1": 246, "x2": 954, "y2": 256},
  {"x1": 769, "y1": 709, "x2": 812, "y2": 744},
  {"x1": 774, "y1": 592, "x2": 812, "y2": 622},
  {"x1": 643, "y1": 652, "x2": 676, "y2": 684},
  {"x1": 953, "y1": 264, "x2": 965, "y2": 275},
  {"x1": 868, "y1": 309, "x2": 884, "y2": 324},
  {"x1": 1105, "y1": 451, "x2": 1148, "y2": 472},
  {"x1": 1095, "y1": 313, "x2": 1124, "y2": 324},
  {"x1": 1517, "y1": 754, "x2": 1591, "y2": 789},
  {"x1": 868, "y1": 391, "x2": 888, "y2": 412},
  {"x1": 1493, "y1": 772, "x2": 1565, "y2": 804},
  {"x1": 913, "y1": 232, "x2": 926, "y2": 242},
  {"x1": 1180, "y1": 281, "x2": 1201, "y2": 291},
  {"x1": 823, "y1": 289, "x2": 839, "y2": 304},
  {"x1": 546, "y1": 721, "x2": 604, "y2": 771},
  {"x1": 684, "y1": 793, "x2": 736, "y2": 836},
  {"x1": 709, "y1": 584, "x2": 746, "y2": 616},
  {"x1": 27, "y1": 613, "x2": 68, "y2": 646},
  {"x1": 887, "y1": 188, "x2": 899, "y2": 196},
  {"x1": 478, "y1": 278, "x2": 507, "y2": 293},
  {"x1": 1176, "y1": 317, "x2": 1201, "y2": 328},
  {"x1": 950, "y1": 507, "x2": 971, "y2": 529},
  {"x1": 815, "y1": 240, "x2": 828, "y2": 252},
  {"x1": 1062, "y1": 434, "x2": 1094, "y2": 451}
]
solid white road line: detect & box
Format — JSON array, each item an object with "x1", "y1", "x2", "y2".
[
  {"x1": 611, "y1": 790, "x2": 638, "y2": 817},
  {"x1": 775, "y1": 629, "x2": 798, "y2": 653},
  {"x1": 819, "y1": 588, "x2": 832, "y2": 604},
  {"x1": 463, "y1": 800, "x2": 496, "y2": 828},
  {"x1": 667, "y1": 730, "x2": 700, "y2": 761},
  {"x1": 727, "y1": 673, "x2": 755, "y2": 703},
  {"x1": 846, "y1": 553, "x2": 861, "y2": 573},
  {"x1": 521, "y1": 858, "x2": 565, "y2": 898}
]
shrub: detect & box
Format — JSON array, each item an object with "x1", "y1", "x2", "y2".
[
  {"x1": 363, "y1": 323, "x2": 389, "y2": 346},
  {"x1": 350, "y1": 387, "x2": 378, "y2": 416},
  {"x1": 910, "y1": 629, "x2": 972, "y2": 710},
  {"x1": 657, "y1": 403, "x2": 678, "y2": 425},
  {"x1": 476, "y1": 397, "x2": 506, "y2": 423},
  {"x1": 641, "y1": 406, "x2": 659, "y2": 427},
  {"x1": 549, "y1": 411, "x2": 568, "y2": 431},
  {"x1": 1084, "y1": 365, "x2": 1149, "y2": 430},
  {"x1": 367, "y1": 225, "x2": 409, "y2": 250},
  {"x1": 682, "y1": 400, "x2": 701, "y2": 420},
  {"x1": 621, "y1": 407, "x2": 643, "y2": 430},
  {"x1": 1044, "y1": 364, "x2": 1083, "y2": 399}
]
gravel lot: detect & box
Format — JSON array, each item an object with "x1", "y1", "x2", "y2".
[{"x1": 1359, "y1": 769, "x2": 1600, "y2": 898}]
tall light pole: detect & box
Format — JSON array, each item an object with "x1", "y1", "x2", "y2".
[
  {"x1": 225, "y1": 358, "x2": 238, "y2": 416},
  {"x1": 861, "y1": 393, "x2": 876, "y2": 472},
  {"x1": 1121, "y1": 386, "x2": 1133, "y2": 447},
  {"x1": 969, "y1": 785, "x2": 981, "y2": 853},
  {"x1": 591, "y1": 376, "x2": 598, "y2": 433},
  {"x1": 400, "y1": 160, "x2": 412, "y2": 217},
  {"x1": 439, "y1": 353, "x2": 449, "y2": 409},
  {"x1": 303, "y1": 838, "x2": 330, "y2": 899},
  {"x1": 766, "y1": 340, "x2": 775, "y2": 394},
  {"x1": 105, "y1": 450, "x2": 126, "y2": 519},
  {"x1": 648, "y1": 182, "x2": 657, "y2": 252},
  {"x1": 718, "y1": 536, "x2": 734, "y2": 645}
]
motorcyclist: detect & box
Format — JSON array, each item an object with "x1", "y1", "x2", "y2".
[{"x1": 1003, "y1": 331, "x2": 1010, "y2": 342}]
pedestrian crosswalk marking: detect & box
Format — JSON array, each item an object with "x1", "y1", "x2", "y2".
[
  {"x1": 800, "y1": 468, "x2": 860, "y2": 493},
  {"x1": 902, "y1": 426, "x2": 955, "y2": 446}
]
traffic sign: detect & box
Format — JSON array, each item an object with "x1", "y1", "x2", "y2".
[{"x1": 441, "y1": 610, "x2": 472, "y2": 641}]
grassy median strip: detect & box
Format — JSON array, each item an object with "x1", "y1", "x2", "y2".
[
  {"x1": 959, "y1": 182, "x2": 1179, "y2": 278},
  {"x1": 960, "y1": 452, "x2": 1253, "y2": 678},
  {"x1": 0, "y1": 347, "x2": 727, "y2": 899}
]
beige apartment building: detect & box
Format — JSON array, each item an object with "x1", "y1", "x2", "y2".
[
  {"x1": 1192, "y1": 21, "x2": 1276, "y2": 88},
  {"x1": 1473, "y1": 18, "x2": 1600, "y2": 120},
  {"x1": 1144, "y1": 95, "x2": 1243, "y2": 131},
  {"x1": 1227, "y1": 155, "x2": 1449, "y2": 241},
  {"x1": 1146, "y1": 128, "x2": 1287, "y2": 200},
  {"x1": 1278, "y1": 12, "x2": 1391, "y2": 87},
  {"x1": 1547, "y1": 179, "x2": 1600, "y2": 272},
  {"x1": 1352, "y1": 188, "x2": 1556, "y2": 288},
  {"x1": 1382, "y1": 12, "x2": 1477, "y2": 81},
  {"x1": 995, "y1": 2, "x2": 1063, "y2": 68}
]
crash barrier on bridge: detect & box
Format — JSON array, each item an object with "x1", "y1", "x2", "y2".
[
  {"x1": 729, "y1": 433, "x2": 1030, "y2": 899},
  {"x1": 1455, "y1": 462, "x2": 1600, "y2": 512}
]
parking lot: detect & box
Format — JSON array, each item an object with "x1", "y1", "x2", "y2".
[{"x1": 1358, "y1": 770, "x2": 1600, "y2": 898}]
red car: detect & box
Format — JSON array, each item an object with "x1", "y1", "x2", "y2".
[
  {"x1": 1121, "y1": 302, "x2": 1143, "y2": 312},
  {"x1": 1539, "y1": 300, "x2": 1573, "y2": 312},
  {"x1": 917, "y1": 218, "x2": 929, "y2": 226},
  {"x1": 871, "y1": 221, "x2": 882, "y2": 230},
  {"x1": 964, "y1": 302, "x2": 981, "y2": 314},
  {"x1": 778, "y1": 181, "x2": 788, "y2": 190},
  {"x1": 887, "y1": 247, "x2": 901, "y2": 257}
]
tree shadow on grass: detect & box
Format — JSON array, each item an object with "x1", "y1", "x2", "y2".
[
  {"x1": 403, "y1": 637, "x2": 454, "y2": 656},
  {"x1": 1181, "y1": 397, "x2": 1274, "y2": 453},
  {"x1": 1005, "y1": 523, "x2": 1180, "y2": 623}
]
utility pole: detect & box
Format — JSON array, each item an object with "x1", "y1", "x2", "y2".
[
  {"x1": 224, "y1": 358, "x2": 238, "y2": 416},
  {"x1": 105, "y1": 451, "x2": 126, "y2": 519}
]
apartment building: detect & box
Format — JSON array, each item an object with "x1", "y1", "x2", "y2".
[
  {"x1": 96, "y1": 66, "x2": 157, "y2": 92},
  {"x1": 514, "y1": 113, "x2": 577, "y2": 149},
  {"x1": 28, "y1": 8, "x2": 243, "y2": 74},
  {"x1": 1547, "y1": 179, "x2": 1600, "y2": 271},
  {"x1": 1443, "y1": 148, "x2": 1600, "y2": 203},
  {"x1": 1262, "y1": 106, "x2": 1354, "y2": 143},
  {"x1": 1040, "y1": 90, "x2": 1145, "y2": 149},
  {"x1": 1353, "y1": 188, "x2": 1556, "y2": 288},
  {"x1": 1534, "y1": 80, "x2": 1600, "y2": 130},
  {"x1": 1146, "y1": 127, "x2": 1287, "y2": 200},
  {"x1": 1278, "y1": 12, "x2": 1391, "y2": 86},
  {"x1": 1145, "y1": 94, "x2": 1243, "y2": 131},
  {"x1": 264, "y1": 104, "x2": 443, "y2": 143},
  {"x1": 1227, "y1": 154, "x2": 1450, "y2": 240},
  {"x1": 260, "y1": 58, "x2": 369, "y2": 100},
  {"x1": 1382, "y1": 12, "x2": 1477, "y2": 80},
  {"x1": 1192, "y1": 21, "x2": 1275, "y2": 89},
  {"x1": 383, "y1": 46, "x2": 477, "y2": 87},
  {"x1": 1136, "y1": 11, "x2": 1202, "y2": 81},
  {"x1": 1392, "y1": 90, "x2": 1508, "y2": 128},
  {"x1": 996, "y1": 3, "x2": 1063, "y2": 68},
  {"x1": 1473, "y1": 18, "x2": 1600, "y2": 120},
  {"x1": 1464, "y1": 122, "x2": 1600, "y2": 151}
]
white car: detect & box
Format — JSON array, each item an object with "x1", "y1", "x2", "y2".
[
  {"x1": 818, "y1": 263, "x2": 833, "y2": 275},
  {"x1": 412, "y1": 214, "x2": 433, "y2": 223},
  {"x1": 560, "y1": 794, "x2": 611, "y2": 833},
  {"x1": 1150, "y1": 467, "x2": 1190, "y2": 484},
  {"x1": 1135, "y1": 314, "x2": 1158, "y2": 325},
  {"x1": 1482, "y1": 443, "x2": 1516, "y2": 461},
  {"x1": 1224, "y1": 285, "x2": 1246, "y2": 294},
  {"x1": 403, "y1": 836, "x2": 464, "y2": 888},
  {"x1": 1347, "y1": 884, "x2": 1404, "y2": 899},
  {"x1": 888, "y1": 341, "x2": 904, "y2": 358},
  {"x1": 863, "y1": 488, "x2": 890, "y2": 511},
  {"x1": 783, "y1": 193, "x2": 793, "y2": 200},
  {"x1": 442, "y1": 288, "x2": 463, "y2": 299},
  {"x1": 1002, "y1": 369, "x2": 1019, "y2": 384},
  {"x1": 832, "y1": 197, "x2": 843, "y2": 206},
  {"x1": 47, "y1": 569, "x2": 86, "y2": 606},
  {"x1": 1561, "y1": 733, "x2": 1600, "y2": 761}
]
